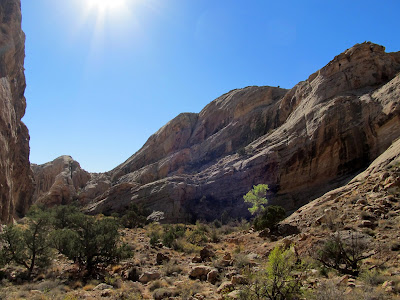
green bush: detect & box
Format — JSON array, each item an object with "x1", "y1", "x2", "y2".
[
  {"x1": 120, "y1": 203, "x2": 149, "y2": 229},
  {"x1": 239, "y1": 245, "x2": 302, "y2": 299},
  {"x1": 253, "y1": 205, "x2": 286, "y2": 231},
  {"x1": 0, "y1": 206, "x2": 53, "y2": 278},
  {"x1": 51, "y1": 213, "x2": 132, "y2": 272}
]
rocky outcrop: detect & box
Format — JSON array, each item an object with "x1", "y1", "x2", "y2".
[
  {"x1": 32, "y1": 156, "x2": 91, "y2": 206},
  {"x1": 38, "y1": 42, "x2": 400, "y2": 223},
  {"x1": 0, "y1": 0, "x2": 33, "y2": 223}
]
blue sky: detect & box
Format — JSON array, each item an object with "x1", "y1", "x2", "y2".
[{"x1": 21, "y1": 0, "x2": 400, "y2": 172}]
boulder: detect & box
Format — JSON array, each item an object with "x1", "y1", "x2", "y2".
[
  {"x1": 189, "y1": 266, "x2": 212, "y2": 280},
  {"x1": 138, "y1": 271, "x2": 161, "y2": 284},
  {"x1": 156, "y1": 252, "x2": 170, "y2": 265}
]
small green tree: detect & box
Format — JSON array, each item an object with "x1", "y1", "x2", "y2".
[
  {"x1": 243, "y1": 184, "x2": 269, "y2": 215},
  {"x1": 52, "y1": 212, "x2": 131, "y2": 272},
  {"x1": 0, "y1": 206, "x2": 53, "y2": 278},
  {"x1": 240, "y1": 245, "x2": 302, "y2": 299},
  {"x1": 253, "y1": 205, "x2": 286, "y2": 231},
  {"x1": 120, "y1": 203, "x2": 148, "y2": 229}
]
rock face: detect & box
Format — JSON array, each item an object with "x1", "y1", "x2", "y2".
[
  {"x1": 0, "y1": 0, "x2": 33, "y2": 223},
  {"x1": 37, "y1": 42, "x2": 400, "y2": 223},
  {"x1": 31, "y1": 156, "x2": 91, "y2": 206}
]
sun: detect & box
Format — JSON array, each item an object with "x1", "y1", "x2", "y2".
[{"x1": 86, "y1": 0, "x2": 126, "y2": 13}]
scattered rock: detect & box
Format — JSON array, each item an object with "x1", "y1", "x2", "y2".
[
  {"x1": 223, "y1": 252, "x2": 232, "y2": 260},
  {"x1": 94, "y1": 283, "x2": 113, "y2": 291},
  {"x1": 217, "y1": 281, "x2": 234, "y2": 294},
  {"x1": 123, "y1": 266, "x2": 141, "y2": 282},
  {"x1": 200, "y1": 246, "x2": 215, "y2": 262},
  {"x1": 226, "y1": 290, "x2": 242, "y2": 299},
  {"x1": 189, "y1": 266, "x2": 212, "y2": 280},
  {"x1": 156, "y1": 252, "x2": 170, "y2": 265},
  {"x1": 139, "y1": 271, "x2": 161, "y2": 284},
  {"x1": 207, "y1": 269, "x2": 219, "y2": 284},
  {"x1": 192, "y1": 256, "x2": 203, "y2": 263},
  {"x1": 231, "y1": 275, "x2": 247, "y2": 285}
]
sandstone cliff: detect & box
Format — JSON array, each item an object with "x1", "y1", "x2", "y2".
[
  {"x1": 31, "y1": 156, "x2": 91, "y2": 206},
  {"x1": 34, "y1": 42, "x2": 400, "y2": 223},
  {"x1": 0, "y1": 0, "x2": 33, "y2": 223}
]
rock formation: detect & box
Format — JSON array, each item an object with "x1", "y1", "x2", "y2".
[
  {"x1": 0, "y1": 0, "x2": 33, "y2": 223},
  {"x1": 33, "y1": 42, "x2": 400, "y2": 223},
  {"x1": 31, "y1": 156, "x2": 91, "y2": 206}
]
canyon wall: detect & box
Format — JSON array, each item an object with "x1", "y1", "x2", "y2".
[
  {"x1": 32, "y1": 42, "x2": 400, "y2": 223},
  {"x1": 0, "y1": 0, "x2": 33, "y2": 223}
]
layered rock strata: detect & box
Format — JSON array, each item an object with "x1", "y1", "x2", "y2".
[
  {"x1": 33, "y1": 42, "x2": 400, "y2": 223},
  {"x1": 0, "y1": 0, "x2": 33, "y2": 223}
]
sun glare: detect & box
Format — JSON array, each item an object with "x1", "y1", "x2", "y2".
[{"x1": 86, "y1": 0, "x2": 126, "y2": 13}]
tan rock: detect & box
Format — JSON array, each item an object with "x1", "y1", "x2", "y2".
[
  {"x1": 206, "y1": 269, "x2": 219, "y2": 284},
  {"x1": 189, "y1": 265, "x2": 212, "y2": 280},
  {"x1": 217, "y1": 281, "x2": 234, "y2": 294},
  {"x1": 31, "y1": 156, "x2": 91, "y2": 206},
  {"x1": 138, "y1": 271, "x2": 161, "y2": 283},
  {"x1": 0, "y1": 0, "x2": 33, "y2": 223}
]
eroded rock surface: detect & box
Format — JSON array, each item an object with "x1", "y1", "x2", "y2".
[
  {"x1": 0, "y1": 0, "x2": 33, "y2": 223},
  {"x1": 37, "y1": 42, "x2": 400, "y2": 223},
  {"x1": 32, "y1": 156, "x2": 91, "y2": 206}
]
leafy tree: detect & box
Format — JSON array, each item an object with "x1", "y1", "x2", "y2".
[
  {"x1": 240, "y1": 246, "x2": 302, "y2": 299},
  {"x1": 51, "y1": 203, "x2": 81, "y2": 229},
  {"x1": 52, "y1": 212, "x2": 131, "y2": 272},
  {"x1": 253, "y1": 205, "x2": 286, "y2": 231},
  {"x1": 120, "y1": 203, "x2": 148, "y2": 228},
  {"x1": 243, "y1": 184, "x2": 269, "y2": 215},
  {"x1": 0, "y1": 206, "x2": 53, "y2": 278}
]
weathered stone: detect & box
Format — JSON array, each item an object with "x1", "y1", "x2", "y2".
[
  {"x1": 156, "y1": 252, "x2": 170, "y2": 265},
  {"x1": 217, "y1": 281, "x2": 234, "y2": 294},
  {"x1": 93, "y1": 283, "x2": 113, "y2": 290},
  {"x1": 123, "y1": 267, "x2": 140, "y2": 282},
  {"x1": 189, "y1": 266, "x2": 212, "y2": 279},
  {"x1": 223, "y1": 252, "x2": 232, "y2": 260},
  {"x1": 138, "y1": 271, "x2": 161, "y2": 283},
  {"x1": 231, "y1": 275, "x2": 247, "y2": 285},
  {"x1": 192, "y1": 256, "x2": 202, "y2": 263},
  {"x1": 206, "y1": 269, "x2": 219, "y2": 284},
  {"x1": 31, "y1": 156, "x2": 91, "y2": 206},
  {"x1": 200, "y1": 246, "x2": 215, "y2": 262},
  {"x1": 35, "y1": 42, "x2": 400, "y2": 223},
  {"x1": 0, "y1": 0, "x2": 34, "y2": 223},
  {"x1": 359, "y1": 220, "x2": 374, "y2": 228}
]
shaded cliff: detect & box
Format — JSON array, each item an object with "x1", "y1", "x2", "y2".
[
  {"x1": 33, "y1": 42, "x2": 400, "y2": 223},
  {"x1": 0, "y1": 0, "x2": 33, "y2": 223}
]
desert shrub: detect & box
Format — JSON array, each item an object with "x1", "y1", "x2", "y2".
[
  {"x1": 185, "y1": 229, "x2": 208, "y2": 246},
  {"x1": 152, "y1": 287, "x2": 177, "y2": 299},
  {"x1": 120, "y1": 203, "x2": 149, "y2": 229},
  {"x1": 172, "y1": 238, "x2": 201, "y2": 254},
  {"x1": 253, "y1": 205, "x2": 286, "y2": 231},
  {"x1": 161, "y1": 225, "x2": 186, "y2": 248},
  {"x1": 213, "y1": 219, "x2": 222, "y2": 228},
  {"x1": 52, "y1": 213, "x2": 132, "y2": 272},
  {"x1": 149, "y1": 230, "x2": 161, "y2": 247},
  {"x1": 315, "y1": 232, "x2": 371, "y2": 276},
  {"x1": 239, "y1": 245, "x2": 302, "y2": 300},
  {"x1": 0, "y1": 206, "x2": 53, "y2": 278},
  {"x1": 210, "y1": 230, "x2": 220, "y2": 243},
  {"x1": 360, "y1": 269, "x2": 389, "y2": 286},
  {"x1": 233, "y1": 253, "x2": 251, "y2": 269},
  {"x1": 162, "y1": 260, "x2": 183, "y2": 276}
]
